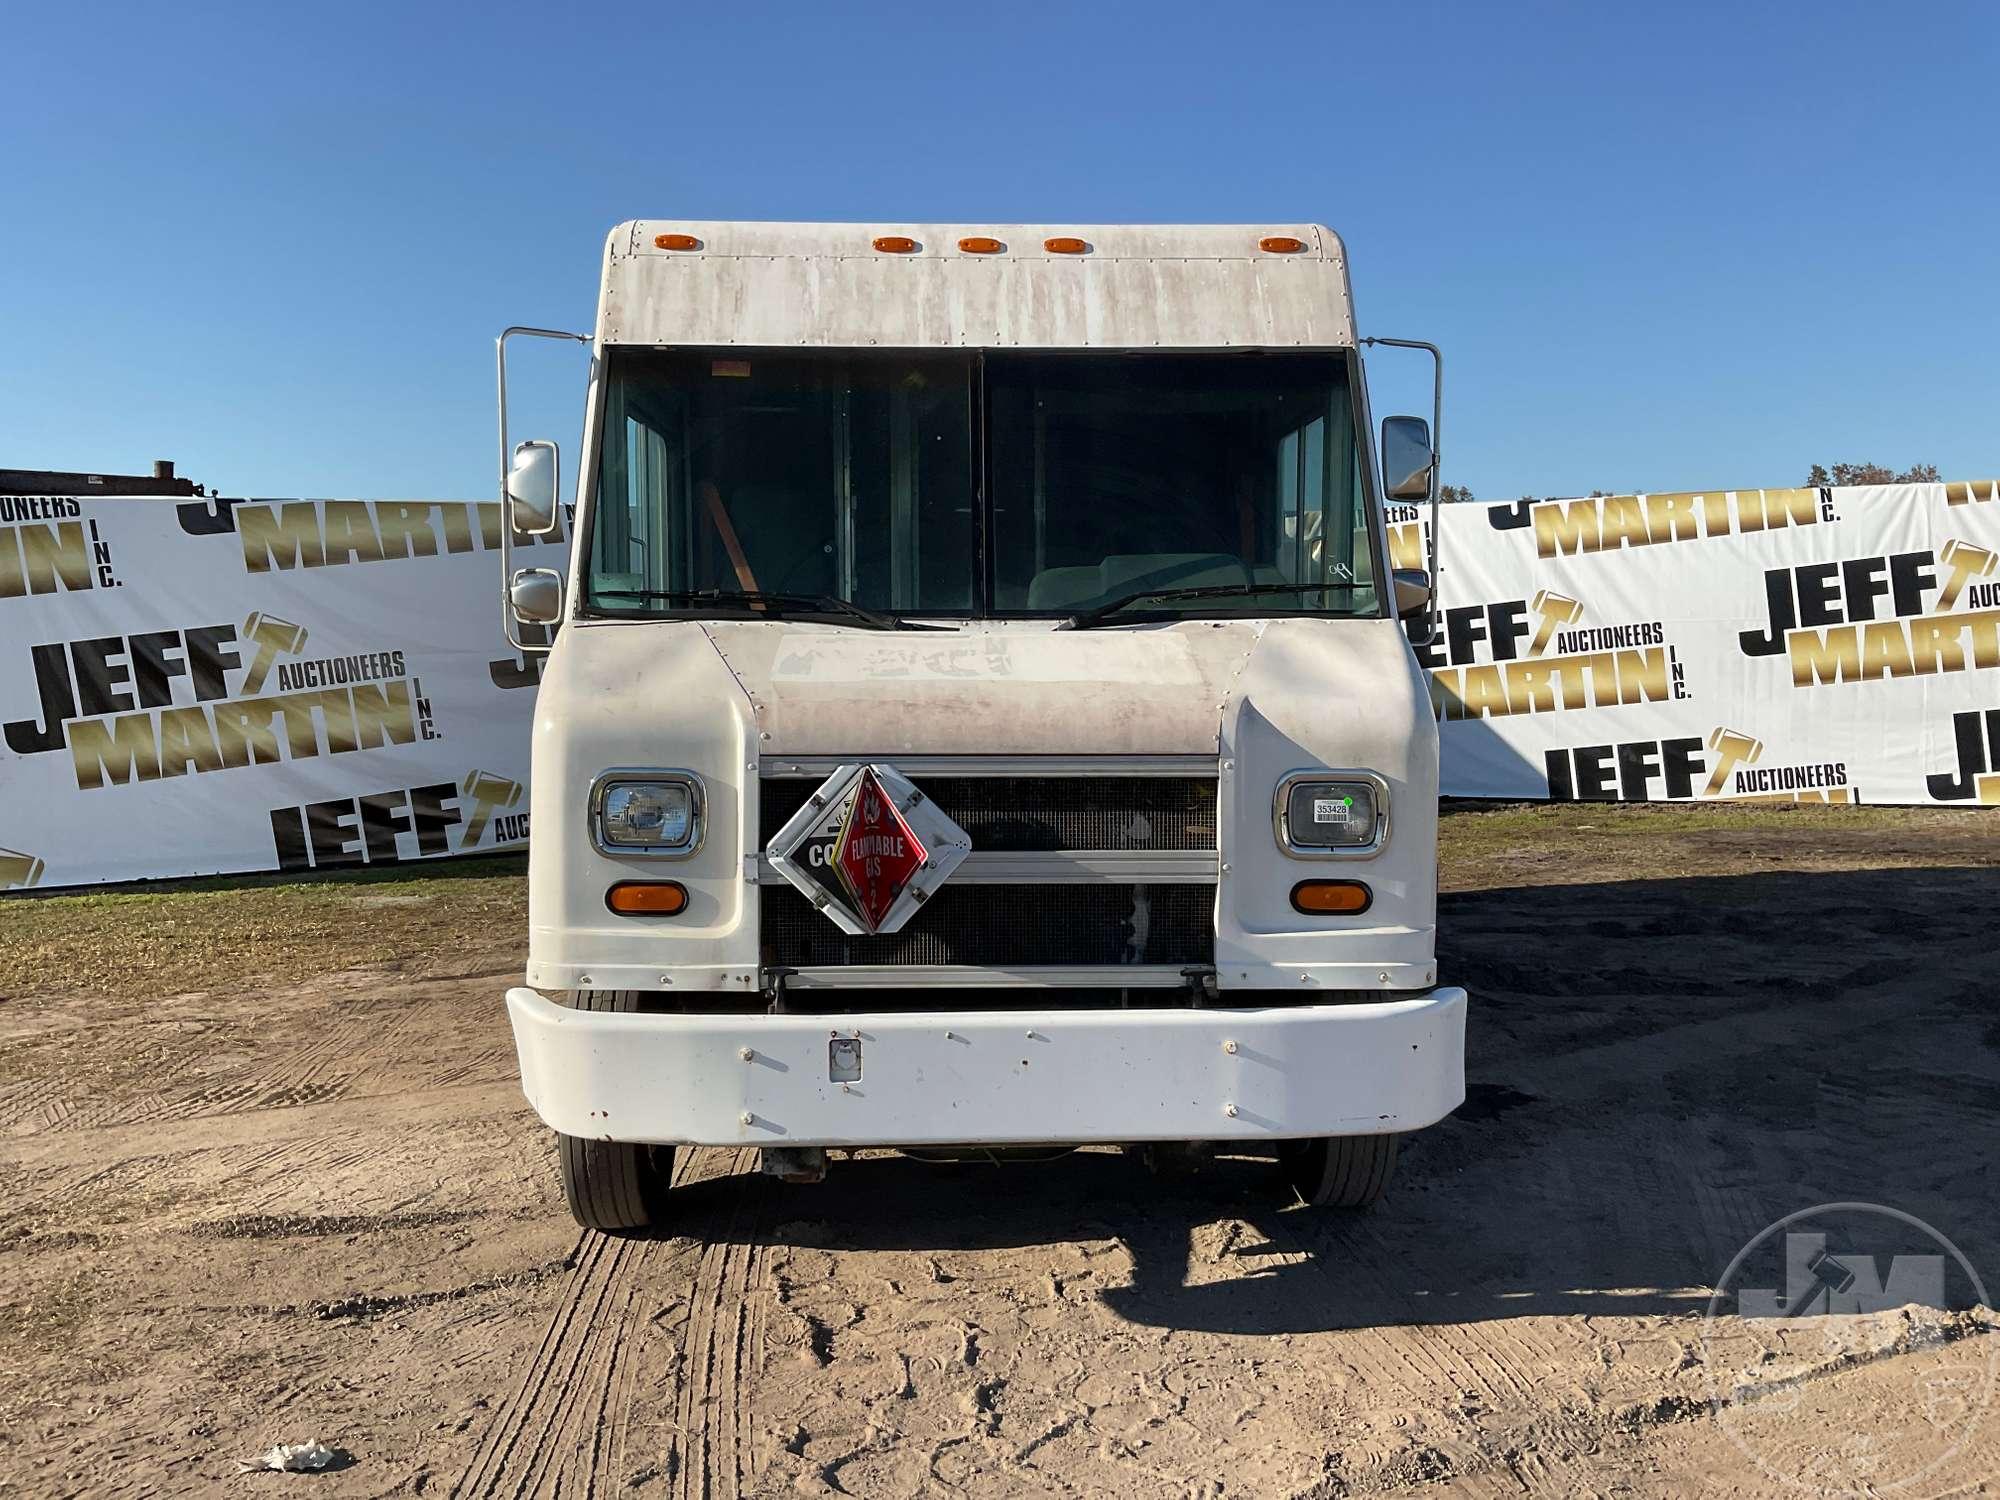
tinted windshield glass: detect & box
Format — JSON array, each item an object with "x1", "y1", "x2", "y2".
[
  {"x1": 589, "y1": 352, "x2": 975, "y2": 614},
  {"x1": 587, "y1": 350, "x2": 1379, "y2": 620},
  {"x1": 988, "y1": 352, "x2": 1374, "y2": 616}
]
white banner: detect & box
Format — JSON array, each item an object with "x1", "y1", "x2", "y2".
[
  {"x1": 0, "y1": 495, "x2": 567, "y2": 889},
  {"x1": 4, "y1": 480, "x2": 1996, "y2": 891},
  {"x1": 1410, "y1": 479, "x2": 2000, "y2": 805}
]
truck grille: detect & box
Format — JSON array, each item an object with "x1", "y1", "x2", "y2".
[
  {"x1": 759, "y1": 775, "x2": 1216, "y2": 852},
  {"x1": 759, "y1": 883, "x2": 1213, "y2": 968}
]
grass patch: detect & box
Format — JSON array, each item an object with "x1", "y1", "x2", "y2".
[
  {"x1": 0, "y1": 1271, "x2": 98, "y2": 1358},
  {"x1": 1440, "y1": 800, "x2": 2000, "y2": 889},
  {"x1": 5, "y1": 804, "x2": 1995, "y2": 1002},
  {"x1": 0, "y1": 856, "x2": 527, "y2": 1000},
  {"x1": 1443, "y1": 799, "x2": 1949, "y2": 837}
]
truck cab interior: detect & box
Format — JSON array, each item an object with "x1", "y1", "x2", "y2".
[{"x1": 588, "y1": 349, "x2": 1378, "y2": 622}]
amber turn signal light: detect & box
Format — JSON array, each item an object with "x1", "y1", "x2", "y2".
[
  {"x1": 958, "y1": 236, "x2": 1004, "y2": 254},
  {"x1": 606, "y1": 881, "x2": 688, "y2": 916},
  {"x1": 1258, "y1": 235, "x2": 1308, "y2": 253},
  {"x1": 872, "y1": 235, "x2": 918, "y2": 253},
  {"x1": 1291, "y1": 880, "x2": 1371, "y2": 915},
  {"x1": 653, "y1": 233, "x2": 701, "y2": 251},
  {"x1": 1043, "y1": 236, "x2": 1089, "y2": 254}
]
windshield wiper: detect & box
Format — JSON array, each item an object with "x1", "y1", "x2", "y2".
[
  {"x1": 1060, "y1": 581, "x2": 1370, "y2": 630},
  {"x1": 590, "y1": 588, "x2": 952, "y2": 631}
]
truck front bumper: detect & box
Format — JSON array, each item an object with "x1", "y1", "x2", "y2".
[{"x1": 505, "y1": 986, "x2": 1467, "y2": 1148}]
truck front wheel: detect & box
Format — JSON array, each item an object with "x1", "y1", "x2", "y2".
[
  {"x1": 555, "y1": 990, "x2": 675, "y2": 1232},
  {"x1": 1279, "y1": 1133, "x2": 1399, "y2": 1208}
]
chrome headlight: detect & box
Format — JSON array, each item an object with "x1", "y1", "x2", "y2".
[
  {"x1": 1275, "y1": 772, "x2": 1387, "y2": 856},
  {"x1": 591, "y1": 771, "x2": 703, "y2": 856}
]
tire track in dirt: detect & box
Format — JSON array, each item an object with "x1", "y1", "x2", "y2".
[
  {"x1": 1314, "y1": 1215, "x2": 1545, "y2": 1400},
  {"x1": 51, "y1": 1086, "x2": 182, "y2": 1135},
  {"x1": 450, "y1": 1229, "x2": 636, "y2": 1497},
  {"x1": 449, "y1": 1146, "x2": 767, "y2": 1499},
  {"x1": 1, "y1": 1078, "x2": 526, "y2": 1177},
  {"x1": 670, "y1": 1148, "x2": 768, "y2": 1500},
  {"x1": 50, "y1": 1075, "x2": 350, "y2": 1134},
  {"x1": 1245, "y1": 1210, "x2": 1561, "y2": 1488},
  {"x1": 33, "y1": 1155, "x2": 174, "y2": 1213},
  {"x1": 430, "y1": 1042, "x2": 521, "y2": 1089},
  {"x1": 0, "y1": 1078, "x2": 75, "y2": 1132},
  {"x1": 41, "y1": 1008, "x2": 412, "y2": 1136}
]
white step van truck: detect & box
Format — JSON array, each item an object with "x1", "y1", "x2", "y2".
[{"x1": 499, "y1": 222, "x2": 1465, "y2": 1230}]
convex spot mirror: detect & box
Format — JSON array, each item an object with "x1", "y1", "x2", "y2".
[
  {"x1": 507, "y1": 439, "x2": 560, "y2": 534},
  {"x1": 1381, "y1": 416, "x2": 1433, "y2": 502},
  {"x1": 510, "y1": 567, "x2": 563, "y2": 623},
  {"x1": 1392, "y1": 569, "x2": 1433, "y2": 621}
]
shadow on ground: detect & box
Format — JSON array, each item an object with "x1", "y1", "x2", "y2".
[{"x1": 650, "y1": 864, "x2": 2000, "y2": 1335}]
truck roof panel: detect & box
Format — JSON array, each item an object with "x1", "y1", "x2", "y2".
[{"x1": 599, "y1": 221, "x2": 1355, "y2": 350}]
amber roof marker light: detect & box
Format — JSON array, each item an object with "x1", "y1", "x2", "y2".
[
  {"x1": 1044, "y1": 236, "x2": 1090, "y2": 254},
  {"x1": 957, "y1": 236, "x2": 1005, "y2": 254},
  {"x1": 653, "y1": 232, "x2": 701, "y2": 251},
  {"x1": 1259, "y1": 235, "x2": 1309, "y2": 254},
  {"x1": 872, "y1": 234, "x2": 919, "y2": 253}
]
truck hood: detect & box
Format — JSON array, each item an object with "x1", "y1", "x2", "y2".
[
  {"x1": 527, "y1": 613, "x2": 1440, "y2": 993},
  {"x1": 697, "y1": 620, "x2": 1259, "y2": 757}
]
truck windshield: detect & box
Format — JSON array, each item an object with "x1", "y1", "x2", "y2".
[
  {"x1": 589, "y1": 351, "x2": 977, "y2": 616},
  {"x1": 586, "y1": 350, "x2": 1378, "y2": 621},
  {"x1": 987, "y1": 352, "x2": 1373, "y2": 616}
]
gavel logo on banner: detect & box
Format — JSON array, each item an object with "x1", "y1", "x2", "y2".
[
  {"x1": 461, "y1": 770, "x2": 525, "y2": 847},
  {"x1": 1528, "y1": 591, "x2": 1585, "y2": 657},
  {"x1": 1704, "y1": 727, "x2": 1766, "y2": 798},
  {"x1": 1936, "y1": 539, "x2": 1998, "y2": 610},
  {"x1": 239, "y1": 613, "x2": 310, "y2": 694},
  {"x1": 0, "y1": 847, "x2": 45, "y2": 891}
]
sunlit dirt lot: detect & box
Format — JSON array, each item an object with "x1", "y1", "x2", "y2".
[{"x1": 3, "y1": 804, "x2": 1997, "y2": 1497}]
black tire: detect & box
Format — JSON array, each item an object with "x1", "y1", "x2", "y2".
[
  {"x1": 1279, "y1": 1133, "x2": 1399, "y2": 1208},
  {"x1": 556, "y1": 989, "x2": 676, "y2": 1232}
]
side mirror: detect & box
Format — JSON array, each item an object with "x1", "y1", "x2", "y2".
[
  {"x1": 509, "y1": 567, "x2": 564, "y2": 624},
  {"x1": 1381, "y1": 416, "x2": 1434, "y2": 502},
  {"x1": 506, "y1": 440, "x2": 560, "y2": 534},
  {"x1": 1392, "y1": 568, "x2": 1432, "y2": 621}
]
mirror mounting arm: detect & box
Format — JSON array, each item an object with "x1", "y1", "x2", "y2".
[
  {"x1": 1362, "y1": 336, "x2": 1443, "y2": 646},
  {"x1": 498, "y1": 326, "x2": 592, "y2": 653}
]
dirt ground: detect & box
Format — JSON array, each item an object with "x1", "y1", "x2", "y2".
[{"x1": 3, "y1": 804, "x2": 1998, "y2": 1498}]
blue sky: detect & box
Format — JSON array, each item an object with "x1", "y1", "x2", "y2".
[{"x1": 3, "y1": 2, "x2": 1994, "y2": 503}]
